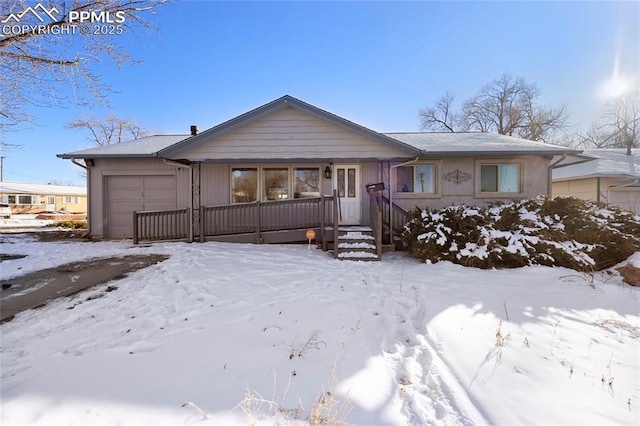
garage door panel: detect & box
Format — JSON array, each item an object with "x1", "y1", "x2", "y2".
[
  {"x1": 610, "y1": 188, "x2": 640, "y2": 213},
  {"x1": 106, "y1": 175, "x2": 177, "y2": 238}
]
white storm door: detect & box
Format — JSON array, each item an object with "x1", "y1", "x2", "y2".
[
  {"x1": 334, "y1": 165, "x2": 361, "y2": 225},
  {"x1": 46, "y1": 196, "x2": 56, "y2": 211}
]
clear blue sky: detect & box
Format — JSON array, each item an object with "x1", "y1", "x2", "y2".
[{"x1": 1, "y1": 0, "x2": 638, "y2": 186}]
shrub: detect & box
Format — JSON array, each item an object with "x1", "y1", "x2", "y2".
[
  {"x1": 46, "y1": 220, "x2": 88, "y2": 230},
  {"x1": 402, "y1": 196, "x2": 639, "y2": 271}
]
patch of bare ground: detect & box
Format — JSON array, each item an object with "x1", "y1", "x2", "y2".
[{"x1": 617, "y1": 263, "x2": 640, "y2": 287}]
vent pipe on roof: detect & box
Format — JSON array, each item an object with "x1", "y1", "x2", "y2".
[{"x1": 190, "y1": 125, "x2": 198, "y2": 136}]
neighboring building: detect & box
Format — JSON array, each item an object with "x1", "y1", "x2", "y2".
[
  {"x1": 0, "y1": 182, "x2": 87, "y2": 214},
  {"x1": 58, "y1": 95, "x2": 577, "y2": 242},
  {"x1": 553, "y1": 149, "x2": 640, "y2": 213}
]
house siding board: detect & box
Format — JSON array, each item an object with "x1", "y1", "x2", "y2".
[
  {"x1": 552, "y1": 178, "x2": 598, "y2": 201},
  {"x1": 173, "y1": 107, "x2": 408, "y2": 161},
  {"x1": 200, "y1": 164, "x2": 230, "y2": 206}
]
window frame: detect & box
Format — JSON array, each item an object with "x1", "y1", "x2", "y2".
[
  {"x1": 62, "y1": 196, "x2": 80, "y2": 204},
  {"x1": 475, "y1": 160, "x2": 524, "y2": 198},
  {"x1": 393, "y1": 162, "x2": 441, "y2": 199},
  {"x1": 230, "y1": 165, "x2": 322, "y2": 203},
  {"x1": 3, "y1": 194, "x2": 39, "y2": 205}
]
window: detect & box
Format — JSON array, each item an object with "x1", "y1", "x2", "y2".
[
  {"x1": 62, "y1": 196, "x2": 80, "y2": 204},
  {"x1": 3, "y1": 194, "x2": 38, "y2": 205},
  {"x1": 264, "y1": 168, "x2": 289, "y2": 200},
  {"x1": 396, "y1": 165, "x2": 436, "y2": 193},
  {"x1": 231, "y1": 166, "x2": 321, "y2": 203},
  {"x1": 294, "y1": 168, "x2": 320, "y2": 198},
  {"x1": 480, "y1": 164, "x2": 520, "y2": 193},
  {"x1": 231, "y1": 168, "x2": 258, "y2": 203}
]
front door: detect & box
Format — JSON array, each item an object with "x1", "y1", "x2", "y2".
[
  {"x1": 46, "y1": 196, "x2": 56, "y2": 211},
  {"x1": 334, "y1": 164, "x2": 361, "y2": 225}
]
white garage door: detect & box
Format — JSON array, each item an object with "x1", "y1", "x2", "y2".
[
  {"x1": 609, "y1": 187, "x2": 640, "y2": 213},
  {"x1": 106, "y1": 175, "x2": 177, "y2": 238}
]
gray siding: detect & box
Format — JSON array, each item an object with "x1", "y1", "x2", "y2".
[
  {"x1": 391, "y1": 155, "x2": 551, "y2": 212},
  {"x1": 173, "y1": 107, "x2": 408, "y2": 161}
]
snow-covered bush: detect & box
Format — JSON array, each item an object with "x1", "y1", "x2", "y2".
[{"x1": 402, "y1": 196, "x2": 640, "y2": 271}]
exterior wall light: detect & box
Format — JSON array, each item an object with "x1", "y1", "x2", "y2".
[{"x1": 324, "y1": 166, "x2": 332, "y2": 179}]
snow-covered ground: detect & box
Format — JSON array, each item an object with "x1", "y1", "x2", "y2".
[
  {"x1": 0, "y1": 214, "x2": 57, "y2": 230},
  {"x1": 1, "y1": 234, "x2": 638, "y2": 425}
]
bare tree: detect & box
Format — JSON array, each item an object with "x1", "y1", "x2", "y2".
[
  {"x1": 419, "y1": 91, "x2": 459, "y2": 132},
  {"x1": 577, "y1": 85, "x2": 639, "y2": 155},
  {"x1": 0, "y1": 0, "x2": 171, "y2": 127},
  {"x1": 68, "y1": 114, "x2": 153, "y2": 146},
  {"x1": 419, "y1": 73, "x2": 568, "y2": 142}
]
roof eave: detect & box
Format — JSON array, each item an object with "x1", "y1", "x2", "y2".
[
  {"x1": 418, "y1": 149, "x2": 576, "y2": 157},
  {"x1": 57, "y1": 153, "x2": 160, "y2": 159}
]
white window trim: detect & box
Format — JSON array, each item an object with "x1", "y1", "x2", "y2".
[
  {"x1": 392, "y1": 161, "x2": 441, "y2": 199},
  {"x1": 475, "y1": 160, "x2": 524, "y2": 198},
  {"x1": 62, "y1": 196, "x2": 80, "y2": 204},
  {"x1": 4, "y1": 194, "x2": 40, "y2": 205},
  {"x1": 229, "y1": 165, "x2": 323, "y2": 203}
]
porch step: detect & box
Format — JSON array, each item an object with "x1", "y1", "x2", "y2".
[{"x1": 335, "y1": 227, "x2": 380, "y2": 261}]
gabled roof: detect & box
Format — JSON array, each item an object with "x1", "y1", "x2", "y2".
[
  {"x1": 57, "y1": 96, "x2": 578, "y2": 160},
  {"x1": 157, "y1": 95, "x2": 418, "y2": 158},
  {"x1": 553, "y1": 149, "x2": 640, "y2": 180},
  {"x1": 57, "y1": 135, "x2": 189, "y2": 159},
  {"x1": 0, "y1": 181, "x2": 86, "y2": 195},
  {"x1": 386, "y1": 132, "x2": 577, "y2": 156}
]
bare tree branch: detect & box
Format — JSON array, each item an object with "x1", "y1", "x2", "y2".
[
  {"x1": 67, "y1": 114, "x2": 154, "y2": 146},
  {"x1": 419, "y1": 73, "x2": 568, "y2": 142},
  {"x1": 575, "y1": 86, "x2": 640, "y2": 154},
  {"x1": 419, "y1": 91, "x2": 459, "y2": 132},
  {"x1": 0, "y1": 0, "x2": 171, "y2": 127}
]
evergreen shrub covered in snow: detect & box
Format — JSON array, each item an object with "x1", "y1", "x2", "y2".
[{"x1": 402, "y1": 196, "x2": 640, "y2": 271}]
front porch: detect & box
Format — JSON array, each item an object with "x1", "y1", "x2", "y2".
[{"x1": 132, "y1": 192, "x2": 410, "y2": 261}]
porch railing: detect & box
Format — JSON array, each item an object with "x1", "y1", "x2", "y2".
[
  {"x1": 381, "y1": 195, "x2": 411, "y2": 242},
  {"x1": 133, "y1": 208, "x2": 191, "y2": 244},
  {"x1": 200, "y1": 195, "x2": 335, "y2": 243},
  {"x1": 369, "y1": 194, "x2": 383, "y2": 259}
]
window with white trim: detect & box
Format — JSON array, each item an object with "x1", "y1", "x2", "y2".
[
  {"x1": 479, "y1": 164, "x2": 521, "y2": 193},
  {"x1": 3, "y1": 194, "x2": 39, "y2": 205},
  {"x1": 62, "y1": 196, "x2": 80, "y2": 204},
  {"x1": 396, "y1": 164, "x2": 436, "y2": 193}
]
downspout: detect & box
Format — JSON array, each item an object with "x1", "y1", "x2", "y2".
[
  {"x1": 388, "y1": 156, "x2": 419, "y2": 244},
  {"x1": 70, "y1": 158, "x2": 90, "y2": 237},
  {"x1": 163, "y1": 159, "x2": 194, "y2": 242}
]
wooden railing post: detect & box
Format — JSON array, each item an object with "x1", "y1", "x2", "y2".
[
  {"x1": 133, "y1": 211, "x2": 139, "y2": 245},
  {"x1": 199, "y1": 205, "x2": 205, "y2": 243},
  {"x1": 333, "y1": 190, "x2": 339, "y2": 259},
  {"x1": 320, "y1": 195, "x2": 326, "y2": 251},
  {"x1": 256, "y1": 200, "x2": 262, "y2": 244},
  {"x1": 187, "y1": 207, "x2": 193, "y2": 243}
]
